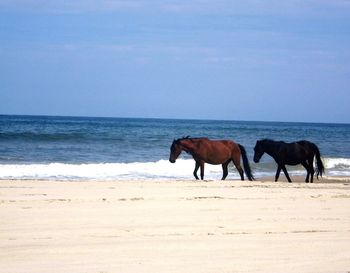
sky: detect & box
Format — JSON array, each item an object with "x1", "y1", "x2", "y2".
[{"x1": 0, "y1": 0, "x2": 349, "y2": 123}]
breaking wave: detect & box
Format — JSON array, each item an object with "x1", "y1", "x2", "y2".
[{"x1": 0, "y1": 157, "x2": 349, "y2": 181}]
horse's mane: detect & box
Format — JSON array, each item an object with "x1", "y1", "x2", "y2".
[
  {"x1": 176, "y1": 136, "x2": 208, "y2": 141},
  {"x1": 260, "y1": 139, "x2": 286, "y2": 144},
  {"x1": 260, "y1": 138, "x2": 274, "y2": 142},
  {"x1": 174, "y1": 136, "x2": 209, "y2": 143}
]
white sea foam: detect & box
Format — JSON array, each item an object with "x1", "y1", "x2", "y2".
[
  {"x1": 0, "y1": 157, "x2": 349, "y2": 180},
  {"x1": 323, "y1": 157, "x2": 350, "y2": 175},
  {"x1": 324, "y1": 157, "x2": 350, "y2": 168},
  {"x1": 0, "y1": 159, "x2": 230, "y2": 180}
]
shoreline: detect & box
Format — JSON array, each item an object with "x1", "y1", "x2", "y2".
[
  {"x1": 1, "y1": 175, "x2": 350, "y2": 183},
  {"x1": 1, "y1": 157, "x2": 349, "y2": 181},
  {"x1": 1, "y1": 178, "x2": 350, "y2": 273}
]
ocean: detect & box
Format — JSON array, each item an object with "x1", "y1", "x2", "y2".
[{"x1": 0, "y1": 115, "x2": 349, "y2": 180}]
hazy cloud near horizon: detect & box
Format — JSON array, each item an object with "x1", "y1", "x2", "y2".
[
  {"x1": 0, "y1": 0, "x2": 349, "y2": 122},
  {"x1": 1, "y1": 0, "x2": 350, "y2": 14}
]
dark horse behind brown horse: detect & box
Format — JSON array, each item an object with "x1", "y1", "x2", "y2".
[
  {"x1": 253, "y1": 139, "x2": 325, "y2": 183},
  {"x1": 169, "y1": 137, "x2": 254, "y2": 181}
]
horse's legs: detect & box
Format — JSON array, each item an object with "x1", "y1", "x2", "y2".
[
  {"x1": 234, "y1": 163, "x2": 244, "y2": 180},
  {"x1": 301, "y1": 159, "x2": 315, "y2": 183},
  {"x1": 193, "y1": 162, "x2": 200, "y2": 180},
  {"x1": 301, "y1": 162, "x2": 310, "y2": 182},
  {"x1": 232, "y1": 156, "x2": 244, "y2": 180},
  {"x1": 310, "y1": 168, "x2": 315, "y2": 183},
  {"x1": 275, "y1": 166, "x2": 282, "y2": 181},
  {"x1": 200, "y1": 161, "x2": 205, "y2": 180},
  {"x1": 309, "y1": 158, "x2": 315, "y2": 183},
  {"x1": 193, "y1": 161, "x2": 205, "y2": 180},
  {"x1": 221, "y1": 160, "x2": 230, "y2": 180},
  {"x1": 282, "y1": 165, "x2": 292, "y2": 182},
  {"x1": 301, "y1": 161, "x2": 311, "y2": 183}
]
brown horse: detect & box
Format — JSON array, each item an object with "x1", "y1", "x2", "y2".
[{"x1": 169, "y1": 137, "x2": 254, "y2": 180}]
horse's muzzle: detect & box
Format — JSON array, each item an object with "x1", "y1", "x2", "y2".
[{"x1": 169, "y1": 158, "x2": 175, "y2": 163}]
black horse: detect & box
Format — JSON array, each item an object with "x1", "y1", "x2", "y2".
[{"x1": 253, "y1": 139, "x2": 325, "y2": 183}]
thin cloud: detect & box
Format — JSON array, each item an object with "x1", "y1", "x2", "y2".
[
  {"x1": 0, "y1": 0, "x2": 143, "y2": 13},
  {"x1": 1, "y1": 0, "x2": 349, "y2": 15}
]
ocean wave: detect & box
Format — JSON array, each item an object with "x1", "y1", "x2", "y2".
[
  {"x1": 0, "y1": 132, "x2": 87, "y2": 142},
  {"x1": 0, "y1": 157, "x2": 349, "y2": 180},
  {"x1": 0, "y1": 159, "x2": 241, "y2": 180},
  {"x1": 323, "y1": 157, "x2": 350, "y2": 169},
  {"x1": 323, "y1": 157, "x2": 350, "y2": 175}
]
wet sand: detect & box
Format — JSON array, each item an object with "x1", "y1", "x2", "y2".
[{"x1": 1, "y1": 178, "x2": 350, "y2": 273}]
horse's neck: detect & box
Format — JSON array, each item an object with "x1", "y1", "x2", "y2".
[
  {"x1": 181, "y1": 140, "x2": 199, "y2": 153},
  {"x1": 264, "y1": 142, "x2": 280, "y2": 157}
]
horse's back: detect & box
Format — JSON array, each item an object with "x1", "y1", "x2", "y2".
[
  {"x1": 210, "y1": 139, "x2": 240, "y2": 150},
  {"x1": 296, "y1": 140, "x2": 317, "y2": 149},
  {"x1": 296, "y1": 140, "x2": 319, "y2": 156},
  {"x1": 296, "y1": 140, "x2": 311, "y2": 145},
  {"x1": 202, "y1": 139, "x2": 241, "y2": 162},
  {"x1": 283, "y1": 140, "x2": 319, "y2": 163}
]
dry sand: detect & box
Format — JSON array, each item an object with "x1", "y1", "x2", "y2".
[{"x1": 1, "y1": 178, "x2": 350, "y2": 273}]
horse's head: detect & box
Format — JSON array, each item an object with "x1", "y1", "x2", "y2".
[
  {"x1": 253, "y1": 140, "x2": 265, "y2": 163},
  {"x1": 169, "y1": 139, "x2": 183, "y2": 163}
]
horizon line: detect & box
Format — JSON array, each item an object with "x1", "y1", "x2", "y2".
[{"x1": 0, "y1": 113, "x2": 349, "y2": 126}]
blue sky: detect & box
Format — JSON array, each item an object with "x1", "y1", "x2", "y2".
[{"x1": 1, "y1": 0, "x2": 349, "y2": 123}]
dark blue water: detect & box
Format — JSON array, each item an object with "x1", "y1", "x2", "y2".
[{"x1": 1, "y1": 115, "x2": 349, "y2": 180}]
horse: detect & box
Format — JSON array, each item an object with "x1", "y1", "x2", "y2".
[
  {"x1": 253, "y1": 139, "x2": 325, "y2": 183},
  {"x1": 169, "y1": 136, "x2": 254, "y2": 181}
]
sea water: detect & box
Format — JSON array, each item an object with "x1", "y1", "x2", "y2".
[{"x1": 0, "y1": 115, "x2": 349, "y2": 180}]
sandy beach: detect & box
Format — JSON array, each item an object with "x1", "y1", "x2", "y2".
[{"x1": 1, "y1": 178, "x2": 350, "y2": 273}]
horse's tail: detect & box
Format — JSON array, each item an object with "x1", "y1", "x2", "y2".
[
  {"x1": 238, "y1": 144, "x2": 254, "y2": 181},
  {"x1": 311, "y1": 142, "x2": 325, "y2": 179}
]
